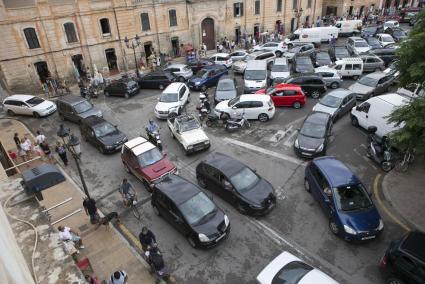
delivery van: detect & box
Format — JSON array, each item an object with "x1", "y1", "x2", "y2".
[
  {"x1": 350, "y1": 93, "x2": 408, "y2": 138},
  {"x1": 244, "y1": 60, "x2": 268, "y2": 93},
  {"x1": 334, "y1": 57, "x2": 363, "y2": 78},
  {"x1": 335, "y1": 20, "x2": 363, "y2": 36},
  {"x1": 284, "y1": 27, "x2": 339, "y2": 47}
]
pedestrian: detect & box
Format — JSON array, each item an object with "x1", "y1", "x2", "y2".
[
  {"x1": 109, "y1": 270, "x2": 128, "y2": 284},
  {"x1": 85, "y1": 275, "x2": 101, "y2": 284},
  {"x1": 35, "y1": 130, "x2": 46, "y2": 146},
  {"x1": 139, "y1": 226, "x2": 157, "y2": 251},
  {"x1": 58, "y1": 225, "x2": 84, "y2": 249},
  {"x1": 55, "y1": 141, "x2": 68, "y2": 166},
  {"x1": 20, "y1": 138, "x2": 31, "y2": 160},
  {"x1": 231, "y1": 40, "x2": 235, "y2": 51},
  {"x1": 330, "y1": 35, "x2": 336, "y2": 46},
  {"x1": 13, "y1": 133, "x2": 21, "y2": 148},
  {"x1": 18, "y1": 144, "x2": 27, "y2": 163},
  {"x1": 216, "y1": 40, "x2": 220, "y2": 52},
  {"x1": 83, "y1": 197, "x2": 99, "y2": 224},
  {"x1": 219, "y1": 43, "x2": 224, "y2": 53},
  {"x1": 23, "y1": 135, "x2": 34, "y2": 158},
  {"x1": 40, "y1": 139, "x2": 54, "y2": 163}
]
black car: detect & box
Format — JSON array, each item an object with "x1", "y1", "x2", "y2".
[
  {"x1": 294, "y1": 111, "x2": 333, "y2": 158},
  {"x1": 137, "y1": 71, "x2": 176, "y2": 90},
  {"x1": 80, "y1": 116, "x2": 128, "y2": 154},
  {"x1": 104, "y1": 79, "x2": 139, "y2": 98},
  {"x1": 365, "y1": 37, "x2": 382, "y2": 49},
  {"x1": 151, "y1": 174, "x2": 230, "y2": 249},
  {"x1": 284, "y1": 74, "x2": 327, "y2": 99},
  {"x1": 294, "y1": 56, "x2": 315, "y2": 73},
  {"x1": 380, "y1": 231, "x2": 425, "y2": 284},
  {"x1": 386, "y1": 27, "x2": 408, "y2": 42},
  {"x1": 361, "y1": 25, "x2": 379, "y2": 38},
  {"x1": 196, "y1": 152, "x2": 276, "y2": 216},
  {"x1": 214, "y1": 76, "x2": 238, "y2": 105},
  {"x1": 329, "y1": 46, "x2": 351, "y2": 61},
  {"x1": 187, "y1": 59, "x2": 214, "y2": 73},
  {"x1": 312, "y1": 51, "x2": 332, "y2": 67},
  {"x1": 370, "y1": 46, "x2": 397, "y2": 66}
]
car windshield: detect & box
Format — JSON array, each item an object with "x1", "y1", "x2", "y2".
[
  {"x1": 228, "y1": 96, "x2": 240, "y2": 106},
  {"x1": 74, "y1": 101, "x2": 92, "y2": 113},
  {"x1": 289, "y1": 47, "x2": 301, "y2": 53},
  {"x1": 334, "y1": 184, "x2": 373, "y2": 211},
  {"x1": 180, "y1": 118, "x2": 200, "y2": 132},
  {"x1": 229, "y1": 167, "x2": 260, "y2": 194},
  {"x1": 93, "y1": 122, "x2": 116, "y2": 137},
  {"x1": 137, "y1": 147, "x2": 163, "y2": 167},
  {"x1": 297, "y1": 57, "x2": 311, "y2": 64},
  {"x1": 25, "y1": 97, "x2": 44, "y2": 106},
  {"x1": 393, "y1": 30, "x2": 406, "y2": 36},
  {"x1": 355, "y1": 41, "x2": 369, "y2": 47},
  {"x1": 271, "y1": 261, "x2": 313, "y2": 284},
  {"x1": 196, "y1": 69, "x2": 209, "y2": 78},
  {"x1": 364, "y1": 27, "x2": 377, "y2": 33},
  {"x1": 159, "y1": 92, "x2": 178, "y2": 102},
  {"x1": 245, "y1": 70, "x2": 266, "y2": 80},
  {"x1": 316, "y1": 53, "x2": 330, "y2": 60},
  {"x1": 179, "y1": 192, "x2": 216, "y2": 226},
  {"x1": 367, "y1": 38, "x2": 380, "y2": 44},
  {"x1": 335, "y1": 48, "x2": 349, "y2": 55},
  {"x1": 320, "y1": 95, "x2": 342, "y2": 108},
  {"x1": 382, "y1": 36, "x2": 393, "y2": 42},
  {"x1": 217, "y1": 80, "x2": 235, "y2": 91},
  {"x1": 272, "y1": 64, "x2": 289, "y2": 72},
  {"x1": 358, "y1": 76, "x2": 378, "y2": 87},
  {"x1": 300, "y1": 120, "x2": 326, "y2": 139}
]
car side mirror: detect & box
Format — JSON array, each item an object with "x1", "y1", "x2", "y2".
[
  {"x1": 232, "y1": 106, "x2": 237, "y2": 109},
  {"x1": 356, "y1": 106, "x2": 361, "y2": 111}
]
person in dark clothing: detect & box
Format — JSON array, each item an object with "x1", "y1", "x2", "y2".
[
  {"x1": 13, "y1": 133, "x2": 20, "y2": 148},
  {"x1": 148, "y1": 247, "x2": 165, "y2": 272},
  {"x1": 139, "y1": 226, "x2": 157, "y2": 251},
  {"x1": 83, "y1": 197, "x2": 99, "y2": 224},
  {"x1": 55, "y1": 141, "x2": 68, "y2": 166}
]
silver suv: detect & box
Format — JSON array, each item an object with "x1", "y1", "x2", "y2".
[{"x1": 360, "y1": 54, "x2": 385, "y2": 72}]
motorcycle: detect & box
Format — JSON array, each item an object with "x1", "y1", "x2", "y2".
[
  {"x1": 205, "y1": 111, "x2": 227, "y2": 128},
  {"x1": 366, "y1": 126, "x2": 395, "y2": 172},
  {"x1": 196, "y1": 93, "x2": 211, "y2": 122},
  {"x1": 144, "y1": 245, "x2": 170, "y2": 283},
  {"x1": 225, "y1": 112, "x2": 251, "y2": 132},
  {"x1": 145, "y1": 127, "x2": 163, "y2": 151}
]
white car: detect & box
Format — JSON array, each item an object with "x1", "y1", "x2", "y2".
[
  {"x1": 3, "y1": 94, "x2": 56, "y2": 118},
  {"x1": 376, "y1": 34, "x2": 395, "y2": 47},
  {"x1": 253, "y1": 42, "x2": 288, "y2": 57},
  {"x1": 163, "y1": 63, "x2": 193, "y2": 81},
  {"x1": 209, "y1": 53, "x2": 233, "y2": 68},
  {"x1": 256, "y1": 251, "x2": 339, "y2": 284},
  {"x1": 384, "y1": 20, "x2": 399, "y2": 31},
  {"x1": 346, "y1": 37, "x2": 371, "y2": 55},
  {"x1": 270, "y1": 58, "x2": 290, "y2": 80},
  {"x1": 214, "y1": 94, "x2": 275, "y2": 122},
  {"x1": 154, "y1": 83, "x2": 190, "y2": 119},
  {"x1": 229, "y1": 50, "x2": 249, "y2": 61}
]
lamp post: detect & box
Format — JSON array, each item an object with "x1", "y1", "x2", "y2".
[
  {"x1": 124, "y1": 35, "x2": 142, "y2": 78},
  {"x1": 57, "y1": 124, "x2": 90, "y2": 199},
  {"x1": 293, "y1": 7, "x2": 304, "y2": 29}
]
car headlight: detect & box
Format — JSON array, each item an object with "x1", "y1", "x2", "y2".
[
  {"x1": 105, "y1": 145, "x2": 114, "y2": 149},
  {"x1": 224, "y1": 215, "x2": 229, "y2": 227},
  {"x1": 204, "y1": 140, "x2": 210, "y2": 145},
  {"x1": 316, "y1": 143, "x2": 324, "y2": 152},
  {"x1": 195, "y1": 81, "x2": 201, "y2": 85},
  {"x1": 377, "y1": 219, "x2": 384, "y2": 231},
  {"x1": 344, "y1": 225, "x2": 357, "y2": 235},
  {"x1": 198, "y1": 233, "x2": 209, "y2": 242},
  {"x1": 187, "y1": 145, "x2": 194, "y2": 149},
  {"x1": 294, "y1": 138, "x2": 299, "y2": 148}
]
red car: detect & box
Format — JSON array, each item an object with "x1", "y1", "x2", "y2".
[
  {"x1": 256, "y1": 83, "x2": 306, "y2": 108},
  {"x1": 121, "y1": 137, "x2": 177, "y2": 191}
]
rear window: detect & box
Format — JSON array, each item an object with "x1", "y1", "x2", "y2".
[{"x1": 271, "y1": 261, "x2": 313, "y2": 284}]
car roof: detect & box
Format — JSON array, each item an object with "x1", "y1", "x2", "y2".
[
  {"x1": 211, "y1": 53, "x2": 230, "y2": 57},
  {"x1": 165, "y1": 63, "x2": 187, "y2": 69},
  {"x1": 163, "y1": 82, "x2": 185, "y2": 93},
  {"x1": 4, "y1": 94, "x2": 35, "y2": 101},
  {"x1": 306, "y1": 111, "x2": 331, "y2": 124},
  {"x1": 364, "y1": 71, "x2": 387, "y2": 79},
  {"x1": 274, "y1": 83, "x2": 302, "y2": 91},
  {"x1": 315, "y1": 67, "x2": 337, "y2": 73},
  {"x1": 232, "y1": 49, "x2": 247, "y2": 53},
  {"x1": 146, "y1": 70, "x2": 173, "y2": 76},
  {"x1": 239, "y1": 94, "x2": 271, "y2": 102},
  {"x1": 82, "y1": 115, "x2": 107, "y2": 126},
  {"x1": 57, "y1": 94, "x2": 86, "y2": 104},
  {"x1": 400, "y1": 231, "x2": 425, "y2": 263},
  {"x1": 202, "y1": 152, "x2": 246, "y2": 177},
  {"x1": 377, "y1": 33, "x2": 392, "y2": 37},
  {"x1": 123, "y1": 137, "x2": 155, "y2": 156},
  {"x1": 202, "y1": 64, "x2": 225, "y2": 70},
  {"x1": 250, "y1": 50, "x2": 274, "y2": 56},
  {"x1": 350, "y1": 36, "x2": 365, "y2": 41},
  {"x1": 327, "y1": 88, "x2": 352, "y2": 98},
  {"x1": 175, "y1": 114, "x2": 197, "y2": 124},
  {"x1": 313, "y1": 156, "x2": 360, "y2": 187},
  {"x1": 155, "y1": 174, "x2": 200, "y2": 205},
  {"x1": 274, "y1": 58, "x2": 288, "y2": 65}
]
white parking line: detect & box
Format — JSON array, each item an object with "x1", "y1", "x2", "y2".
[
  {"x1": 223, "y1": 137, "x2": 305, "y2": 166},
  {"x1": 283, "y1": 128, "x2": 298, "y2": 147}
]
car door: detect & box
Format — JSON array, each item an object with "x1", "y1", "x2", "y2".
[
  {"x1": 340, "y1": 93, "x2": 355, "y2": 115},
  {"x1": 20, "y1": 101, "x2": 34, "y2": 115},
  {"x1": 248, "y1": 101, "x2": 264, "y2": 119},
  {"x1": 271, "y1": 91, "x2": 285, "y2": 106},
  {"x1": 155, "y1": 192, "x2": 175, "y2": 224},
  {"x1": 309, "y1": 165, "x2": 332, "y2": 214},
  {"x1": 168, "y1": 203, "x2": 189, "y2": 236},
  {"x1": 345, "y1": 64, "x2": 353, "y2": 77},
  {"x1": 173, "y1": 121, "x2": 183, "y2": 143},
  {"x1": 282, "y1": 90, "x2": 298, "y2": 106},
  {"x1": 355, "y1": 102, "x2": 371, "y2": 128},
  {"x1": 178, "y1": 85, "x2": 188, "y2": 106},
  {"x1": 232, "y1": 101, "x2": 250, "y2": 118}
]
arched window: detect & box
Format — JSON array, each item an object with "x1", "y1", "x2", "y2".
[
  {"x1": 23, "y1": 28, "x2": 40, "y2": 49},
  {"x1": 100, "y1": 18, "x2": 111, "y2": 36},
  {"x1": 64, "y1": 22, "x2": 78, "y2": 43},
  {"x1": 169, "y1": 9, "x2": 177, "y2": 27}
]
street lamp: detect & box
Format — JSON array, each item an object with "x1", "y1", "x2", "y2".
[
  {"x1": 293, "y1": 7, "x2": 304, "y2": 29},
  {"x1": 124, "y1": 35, "x2": 142, "y2": 77},
  {"x1": 57, "y1": 124, "x2": 90, "y2": 199}
]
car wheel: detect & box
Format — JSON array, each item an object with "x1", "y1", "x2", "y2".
[
  {"x1": 275, "y1": 51, "x2": 282, "y2": 57},
  {"x1": 293, "y1": 101, "x2": 301, "y2": 109},
  {"x1": 222, "y1": 113, "x2": 230, "y2": 120},
  {"x1": 386, "y1": 277, "x2": 406, "y2": 284},
  {"x1": 159, "y1": 84, "x2": 164, "y2": 90},
  {"x1": 353, "y1": 75, "x2": 359, "y2": 80},
  {"x1": 381, "y1": 161, "x2": 392, "y2": 172},
  {"x1": 178, "y1": 76, "x2": 185, "y2": 82},
  {"x1": 330, "y1": 82, "x2": 339, "y2": 89},
  {"x1": 124, "y1": 92, "x2": 130, "y2": 99},
  {"x1": 258, "y1": 113, "x2": 269, "y2": 122},
  {"x1": 288, "y1": 43, "x2": 293, "y2": 49},
  {"x1": 329, "y1": 219, "x2": 339, "y2": 235},
  {"x1": 33, "y1": 112, "x2": 41, "y2": 118},
  {"x1": 186, "y1": 95, "x2": 190, "y2": 104},
  {"x1": 304, "y1": 179, "x2": 311, "y2": 192},
  {"x1": 351, "y1": 116, "x2": 359, "y2": 127},
  {"x1": 201, "y1": 85, "x2": 207, "y2": 92},
  {"x1": 236, "y1": 203, "x2": 247, "y2": 214},
  {"x1": 197, "y1": 175, "x2": 207, "y2": 188},
  {"x1": 152, "y1": 204, "x2": 161, "y2": 216},
  {"x1": 104, "y1": 91, "x2": 110, "y2": 97},
  {"x1": 7, "y1": 109, "x2": 15, "y2": 116},
  {"x1": 187, "y1": 236, "x2": 196, "y2": 248},
  {"x1": 311, "y1": 90, "x2": 321, "y2": 99}
]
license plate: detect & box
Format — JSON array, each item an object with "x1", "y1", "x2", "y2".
[
  {"x1": 215, "y1": 232, "x2": 226, "y2": 242},
  {"x1": 361, "y1": 235, "x2": 376, "y2": 240}
]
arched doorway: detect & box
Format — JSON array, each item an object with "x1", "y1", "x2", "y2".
[{"x1": 201, "y1": 18, "x2": 215, "y2": 50}]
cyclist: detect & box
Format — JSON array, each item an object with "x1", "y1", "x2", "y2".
[{"x1": 119, "y1": 178, "x2": 138, "y2": 207}]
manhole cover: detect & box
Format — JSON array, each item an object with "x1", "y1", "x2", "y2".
[
  {"x1": 78, "y1": 224, "x2": 89, "y2": 232},
  {"x1": 1, "y1": 121, "x2": 12, "y2": 127}
]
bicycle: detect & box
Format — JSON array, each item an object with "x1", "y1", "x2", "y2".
[
  {"x1": 121, "y1": 193, "x2": 141, "y2": 220},
  {"x1": 395, "y1": 148, "x2": 415, "y2": 172}
]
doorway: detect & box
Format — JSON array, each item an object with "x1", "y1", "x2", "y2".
[
  {"x1": 144, "y1": 43, "x2": 152, "y2": 60},
  {"x1": 171, "y1": 37, "x2": 179, "y2": 57},
  {"x1": 201, "y1": 18, "x2": 215, "y2": 50},
  {"x1": 34, "y1": 61, "x2": 50, "y2": 83},
  {"x1": 71, "y1": 54, "x2": 84, "y2": 77},
  {"x1": 359, "y1": 6, "x2": 365, "y2": 16},
  {"x1": 235, "y1": 27, "x2": 241, "y2": 44},
  {"x1": 253, "y1": 24, "x2": 260, "y2": 42},
  {"x1": 105, "y1": 48, "x2": 118, "y2": 71},
  {"x1": 290, "y1": 18, "x2": 295, "y2": 32},
  {"x1": 349, "y1": 6, "x2": 354, "y2": 16},
  {"x1": 326, "y1": 6, "x2": 337, "y2": 16}
]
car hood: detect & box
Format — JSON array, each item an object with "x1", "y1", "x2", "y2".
[
  {"x1": 191, "y1": 209, "x2": 227, "y2": 237},
  {"x1": 241, "y1": 179, "x2": 274, "y2": 206},
  {"x1": 297, "y1": 133, "x2": 325, "y2": 151},
  {"x1": 245, "y1": 79, "x2": 266, "y2": 88},
  {"x1": 312, "y1": 103, "x2": 337, "y2": 116},
  {"x1": 34, "y1": 100, "x2": 55, "y2": 111},
  {"x1": 98, "y1": 131, "x2": 127, "y2": 146},
  {"x1": 180, "y1": 128, "x2": 209, "y2": 145},
  {"x1": 338, "y1": 206, "x2": 381, "y2": 232},
  {"x1": 155, "y1": 101, "x2": 180, "y2": 112},
  {"x1": 78, "y1": 107, "x2": 103, "y2": 119},
  {"x1": 215, "y1": 89, "x2": 237, "y2": 101},
  {"x1": 142, "y1": 157, "x2": 176, "y2": 180},
  {"x1": 316, "y1": 58, "x2": 332, "y2": 66},
  {"x1": 214, "y1": 100, "x2": 230, "y2": 113},
  {"x1": 349, "y1": 83, "x2": 374, "y2": 95},
  {"x1": 355, "y1": 47, "x2": 371, "y2": 53},
  {"x1": 188, "y1": 76, "x2": 204, "y2": 84},
  {"x1": 233, "y1": 61, "x2": 247, "y2": 67},
  {"x1": 270, "y1": 71, "x2": 290, "y2": 79}
]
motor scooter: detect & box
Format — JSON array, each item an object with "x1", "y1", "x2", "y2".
[
  {"x1": 144, "y1": 246, "x2": 170, "y2": 284},
  {"x1": 205, "y1": 111, "x2": 227, "y2": 127},
  {"x1": 225, "y1": 112, "x2": 250, "y2": 132},
  {"x1": 145, "y1": 128, "x2": 162, "y2": 151},
  {"x1": 366, "y1": 126, "x2": 395, "y2": 172}
]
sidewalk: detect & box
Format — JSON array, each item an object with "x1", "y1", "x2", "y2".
[
  {"x1": 382, "y1": 162, "x2": 425, "y2": 232},
  {"x1": 0, "y1": 118, "x2": 155, "y2": 283}
]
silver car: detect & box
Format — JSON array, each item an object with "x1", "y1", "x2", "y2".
[
  {"x1": 312, "y1": 88, "x2": 356, "y2": 121},
  {"x1": 315, "y1": 66, "x2": 343, "y2": 89},
  {"x1": 360, "y1": 54, "x2": 385, "y2": 72},
  {"x1": 232, "y1": 51, "x2": 276, "y2": 74},
  {"x1": 164, "y1": 63, "x2": 193, "y2": 81},
  {"x1": 229, "y1": 50, "x2": 249, "y2": 61},
  {"x1": 348, "y1": 71, "x2": 395, "y2": 100}
]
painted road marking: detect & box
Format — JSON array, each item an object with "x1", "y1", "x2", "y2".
[
  {"x1": 224, "y1": 137, "x2": 305, "y2": 166},
  {"x1": 283, "y1": 128, "x2": 298, "y2": 147},
  {"x1": 373, "y1": 174, "x2": 410, "y2": 231}
]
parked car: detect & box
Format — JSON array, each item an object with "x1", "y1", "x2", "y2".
[
  {"x1": 3, "y1": 94, "x2": 56, "y2": 118},
  {"x1": 232, "y1": 51, "x2": 276, "y2": 74},
  {"x1": 137, "y1": 71, "x2": 176, "y2": 90},
  {"x1": 294, "y1": 111, "x2": 333, "y2": 158},
  {"x1": 121, "y1": 137, "x2": 177, "y2": 190},
  {"x1": 154, "y1": 82, "x2": 190, "y2": 119},
  {"x1": 187, "y1": 59, "x2": 214, "y2": 73},
  {"x1": 256, "y1": 251, "x2": 339, "y2": 284},
  {"x1": 256, "y1": 83, "x2": 306, "y2": 108},
  {"x1": 360, "y1": 54, "x2": 385, "y2": 72},
  {"x1": 361, "y1": 25, "x2": 379, "y2": 38},
  {"x1": 370, "y1": 45, "x2": 397, "y2": 66},
  {"x1": 214, "y1": 94, "x2": 275, "y2": 122},
  {"x1": 334, "y1": 57, "x2": 364, "y2": 79},
  {"x1": 365, "y1": 36, "x2": 382, "y2": 49},
  {"x1": 104, "y1": 79, "x2": 139, "y2": 98},
  {"x1": 196, "y1": 152, "x2": 276, "y2": 216},
  {"x1": 214, "y1": 76, "x2": 238, "y2": 105},
  {"x1": 383, "y1": 61, "x2": 400, "y2": 79},
  {"x1": 312, "y1": 88, "x2": 356, "y2": 121},
  {"x1": 383, "y1": 20, "x2": 400, "y2": 31},
  {"x1": 270, "y1": 57, "x2": 290, "y2": 81},
  {"x1": 348, "y1": 71, "x2": 395, "y2": 100},
  {"x1": 56, "y1": 95, "x2": 102, "y2": 123},
  {"x1": 229, "y1": 50, "x2": 249, "y2": 61},
  {"x1": 397, "y1": 82, "x2": 424, "y2": 100},
  {"x1": 314, "y1": 66, "x2": 343, "y2": 89},
  {"x1": 376, "y1": 33, "x2": 396, "y2": 47},
  {"x1": 284, "y1": 74, "x2": 327, "y2": 99},
  {"x1": 304, "y1": 156, "x2": 384, "y2": 241},
  {"x1": 187, "y1": 65, "x2": 228, "y2": 91},
  {"x1": 283, "y1": 43, "x2": 315, "y2": 61},
  {"x1": 346, "y1": 36, "x2": 371, "y2": 55},
  {"x1": 329, "y1": 45, "x2": 351, "y2": 61},
  {"x1": 294, "y1": 56, "x2": 315, "y2": 73},
  {"x1": 151, "y1": 174, "x2": 230, "y2": 248},
  {"x1": 163, "y1": 64, "x2": 193, "y2": 81},
  {"x1": 312, "y1": 50, "x2": 333, "y2": 67},
  {"x1": 380, "y1": 230, "x2": 425, "y2": 284},
  {"x1": 386, "y1": 27, "x2": 408, "y2": 42},
  {"x1": 209, "y1": 53, "x2": 233, "y2": 68},
  {"x1": 244, "y1": 60, "x2": 269, "y2": 93},
  {"x1": 253, "y1": 41, "x2": 288, "y2": 57}
]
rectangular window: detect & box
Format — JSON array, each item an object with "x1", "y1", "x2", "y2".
[
  {"x1": 293, "y1": 0, "x2": 297, "y2": 9},
  {"x1": 64, "y1": 22, "x2": 78, "y2": 43},
  {"x1": 277, "y1": 0, "x2": 282, "y2": 12},
  {"x1": 169, "y1": 9, "x2": 177, "y2": 27},
  {"x1": 234, "y1": 2, "x2": 244, "y2": 17},
  {"x1": 254, "y1": 0, "x2": 260, "y2": 15},
  {"x1": 141, "y1": 13, "x2": 151, "y2": 31},
  {"x1": 308, "y1": 0, "x2": 312, "y2": 8},
  {"x1": 100, "y1": 18, "x2": 111, "y2": 36},
  {"x1": 24, "y1": 28, "x2": 40, "y2": 49}
]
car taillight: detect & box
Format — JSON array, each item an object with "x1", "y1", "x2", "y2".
[
  {"x1": 379, "y1": 255, "x2": 388, "y2": 268},
  {"x1": 268, "y1": 107, "x2": 274, "y2": 111}
]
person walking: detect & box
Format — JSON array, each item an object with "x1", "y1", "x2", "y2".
[
  {"x1": 20, "y1": 138, "x2": 31, "y2": 160},
  {"x1": 35, "y1": 130, "x2": 46, "y2": 146},
  {"x1": 40, "y1": 139, "x2": 54, "y2": 163},
  {"x1": 139, "y1": 226, "x2": 157, "y2": 251},
  {"x1": 55, "y1": 141, "x2": 68, "y2": 166},
  {"x1": 109, "y1": 270, "x2": 128, "y2": 284},
  {"x1": 13, "y1": 133, "x2": 21, "y2": 148},
  {"x1": 23, "y1": 135, "x2": 34, "y2": 158},
  {"x1": 83, "y1": 197, "x2": 99, "y2": 224},
  {"x1": 216, "y1": 41, "x2": 220, "y2": 52}
]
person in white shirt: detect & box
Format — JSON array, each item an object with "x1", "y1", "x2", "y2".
[
  {"x1": 58, "y1": 226, "x2": 84, "y2": 248},
  {"x1": 35, "y1": 130, "x2": 46, "y2": 146},
  {"x1": 109, "y1": 270, "x2": 128, "y2": 284}
]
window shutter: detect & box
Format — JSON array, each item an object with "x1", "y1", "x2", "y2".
[{"x1": 240, "y1": 3, "x2": 244, "y2": 16}]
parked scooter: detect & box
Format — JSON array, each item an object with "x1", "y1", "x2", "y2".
[
  {"x1": 144, "y1": 245, "x2": 170, "y2": 283},
  {"x1": 196, "y1": 93, "x2": 211, "y2": 122},
  {"x1": 366, "y1": 126, "x2": 395, "y2": 172},
  {"x1": 205, "y1": 111, "x2": 227, "y2": 127},
  {"x1": 225, "y1": 112, "x2": 251, "y2": 132},
  {"x1": 145, "y1": 128, "x2": 163, "y2": 151}
]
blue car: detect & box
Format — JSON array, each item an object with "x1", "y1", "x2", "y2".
[
  {"x1": 304, "y1": 156, "x2": 384, "y2": 242},
  {"x1": 187, "y1": 65, "x2": 228, "y2": 91}
]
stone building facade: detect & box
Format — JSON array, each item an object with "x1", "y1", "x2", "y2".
[{"x1": 0, "y1": 0, "x2": 323, "y2": 93}]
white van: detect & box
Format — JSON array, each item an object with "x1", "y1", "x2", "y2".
[
  {"x1": 335, "y1": 20, "x2": 362, "y2": 35},
  {"x1": 334, "y1": 57, "x2": 363, "y2": 78},
  {"x1": 284, "y1": 27, "x2": 339, "y2": 47},
  {"x1": 350, "y1": 93, "x2": 408, "y2": 138},
  {"x1": 244, "y1": 60, "x2": 268, "y2": 93},
  {"x1": 270, "y1": 58, "x2": 290, "y2": 81}
]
